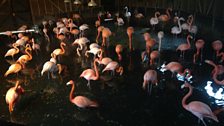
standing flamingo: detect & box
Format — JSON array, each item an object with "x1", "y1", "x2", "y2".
[
  {"x1": 127, "y1": 27, "x2": 134, "y2": 51},
  {"x1": 72, "y1": 37, "x2": 90, "y2": 56},
  {"x1": 5, "y1": 81, "x2": 24, "y2": 113},
  {"x1": 158, "y1": 8, "x2": 172, "y2": 22},
  {"x1": 150, "y1": 11, "x2": 160, "y2": 30},
  {"x1": 96, "y1": 26, "x2": 104, "y2": 43},
  {"x1": 193, "y1": 39, "x2": 205, "y2": 63},
  {"x1": 52, "y1": 42, "x2": 66, "y2": 61},
  {"x1": 95, "y1": 12, "x2": 103, "y2": 27},
  {"x1": 176, "y1": 35, "x2": 193, "y2": 59},
  {"x1": 143, "y1": 69, "x2": 157, "y2": 95},
  {"x1": 115, "y1": 44, "x2": 123, "y2": 62},
  {"x1": 4, "y1": 59, "x2": 25, "y2": 77},
  {"x1": 41, "y1": 60, "x2": 62, "y2": 79},
  {"x1": 102, "y1": 27, "x2": 112, "y2": 47},
  {"x1": 66, "y1": 80, "x2": 99, "y2": 108},
  {"x1": 181, "y1": 82, "x2": 219, "y2": 126},
  {"x1": 171, "y1": 17, "x2": 185, "y2": 37},
  {"x1": 160, "y1": 61, "x2": 183, "y2": 76},
  {"x1": 102, "y1": 61, "x2": 123, "y2": 76},
  {"x1": 124, "y1": 6, "x2": 131, "y2": 25},
  {"x1": 150, "y1": 50, "x2": 159, "y2": 66},
  {"x1": 31, "y1": 38, "x2": 40, "y2": 55},
  {"x1": 80, "y1": 58, "x2": 100, "y2": 89},
  {"x1": 79, "y1": 24, "x2": 89, "y2": 37},
  {"x1": 5, "y1": 43, "x2": 20, "y2": 60},
  {"x1": 212, "y1": 40, "x2": 223, "y2": 60},
  {"x1": 188, "y1": 15, "x2": 198, "y2": 36},
  {"x1": 17, "y1": 44, "x2": 32, "y2": 64}
]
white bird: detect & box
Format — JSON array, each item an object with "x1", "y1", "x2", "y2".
[
  {"x1": 41, "y1": 60, "x2": 62, "y2": 79},
  {"x1": 171, "y1": 17, "x2": 185, "y2": 36},
  {"x1": 89, "y1": 43, "x2": 100, "y2": 50},
  {"x1": 124, "y1": 6, "x2": 131, "y2": 24},
  {"x1": 79, "y1": 24, "x2": 89, "y2": 37},
  {"x1": 72, "y1": 37, "x2": 90, "y2": 56},
  {"x1": 116, "y1": 17, "x2": 124, "y2": 26},
  {"x1": 85, "y1": 47, "x2": 102, "y2": 58},
  {"x1": 102, "y1": 61, "x2": 123, "y2": 76},
  {"x1": 97, "y1": 57, "x2": 112, "y2": 66},
  {"x1": 150, "y1": 12, "x2": 160, "y2": 29}
]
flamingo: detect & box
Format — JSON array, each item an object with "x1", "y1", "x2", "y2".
[
  {"x1": 102, "y1": 61, "x2": 123, "y2": 76},
  {"x1": 85, "y1": 47, "x2": 102, "y2": 59},
  {"x1": 5, "y1": 43, "x2": 20, "y2": 60},
  {"x1": 158, "y1": 8, "x2": 172, "y2": 22},
  {"x1": 115, "y1": 44, "x2": 123, "y2": 61},
  {"x1": 31, "y1": 38, "x2": 40, "y2": 55},
  {"x1": 96, "y1": 26, "x2": 104, "y2": 43},
  {"x1": 181, "y1": 15, "x2": 192, "y2": 31},
  {"x1": 181, "y1": 82, "x2": 219, "y2": 126},
  {"x1": 127, "y1": 27, "x2": 134, "y2": 51},
  {"x1": 176, "y1": 35, "x2": 193, "y2": 59},
  {"x1": 89, "y1": 43, "x2": 100, "y2": 50},
  {"x1": 15, "y1": 38, "x2": 26, "y2": 47},
  {"x1": 4, "y1": 59, "x2": 25, "y2": 77},
  {"x1": 160, "y1": 61, "x2": 183, "y2": 76},
  {"x1": 5, "y1": 80, "x2": 24, "y2": 113},
  {"x1": 205, "y1": 60, "x2": 224, "y2": 85},
  {"x1": 124, "y1": 6, "x2": 131, "y2": 25},
  {"x1": 95, "y1": 12, "x2": 103, "y2": 27},
  {"x1": 171, "y1": 17, "x2": 185, "y2": 37},
  {"x1": 80, "y1": 58, "x2": 100, "y2": 89},
  {"x1": 157, "y1": 31, "x2": 164, "y2": 52},
  {"x1": 79, "y1": 24, "x2": 89, "y2": 37},
  {"x1": 145, "y1": 35, "x2": 156, "y2": 55},
  {"x1": 150, "y1": 12, "x2": 160, "y2": 30},
  {"x1": 102, "y1": 27, "x2": 112, "y2": 47},
  {"x1": 66, "y1": 80, "x2": 99, "y2": 108},
  {"x1": 97, "y1": 57, "x2": 112, "y2": 66},
  {"x1": 150, "y1": 50, "x2": 159, "y2": 66},
  {"x1": 16, "y1": 44, "x2": 32, "y2": 64},
  {"x1": 193, "y1": 39, "x2": 205, "y2": 63},
  {"x1": 52, "y1": 42, "x2": 66, "y2": 61},
  {"x1": 188, "y1": 15, "x2": 198, "y2": 36},
  {"x1": 116, "y1": 13, "x2": 124, "y2": 26},
  {"x1": 142, "y1": 69, "x2": 158, "y2": 95},
  {"x1": 41, "y1": 60, "x2": 62, "y2": 79},
  {"x1": 72, "y1": 37, "x2": 90, "y2": 56},
  {"x1": 212, "y1": 40, "x2": 223, "y2": 60}
]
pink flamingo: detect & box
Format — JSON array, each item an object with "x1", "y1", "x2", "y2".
[
  {"x1": 181, "y1": 82, "x2": 219, "y2": 126},
  {"x1": 115, "y1": 44, "x2": 123, "y2": 62},
  {"x1": 80, "y1": 58, "x2": 100, "y2": 89},
  {"x1": 102, "y1": 61, "x2": 123, "y2": 76},
  {"x1": 142, "y1": 69, "x2": 157, "y2": 95},
  {"x1": 205, "y1": 60, "x2": 224, "y2": 85},
  {"x1": 127, "y1": 27, "x2": 134, "y2": 51},
  {"x1": 150, "y1": 50, "x2": 159, "y2": 66},
  {"x1": 176, "y1": 35, "x2": 193, "y2": 59},
  {"x1": 160, "y1": 61, "x2": 183, "y2": 76},
  {"x1": 66, "y1": 80, "x2": 99, "y2": 108},
  {"x1": 158, "y1": 8, "x2": 172, "y2": 22},
  {"x1": 5, "y1": 80, "x2": 24, "y2": 113},
  {"x1": 193, "y1": 39, "x2": 205, "y2": 63},
  {"x1": 96, "y1": 26, "x2": 104, "y2": 43},
  {"x1": 212, "y1": 40, "x2": 223, "y2": 60},
  {"x1": 102, "y1": 27, "x2": 112, "y2": 47},
  {"x1": 17, "y1": 44, "x2": 32, "y2": 64}
]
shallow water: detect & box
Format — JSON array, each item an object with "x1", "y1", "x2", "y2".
[{"x1": 0, "y1": 20, "x2": 224, "y2": 126}]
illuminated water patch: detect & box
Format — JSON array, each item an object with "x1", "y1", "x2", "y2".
[{"x1": 204, "y1": 81, "x2": 224, "y2": 106}]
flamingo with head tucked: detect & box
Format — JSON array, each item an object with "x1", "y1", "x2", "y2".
[
  {"x1": 66, "y1": 80, "x2": 99, "y2": 108},
  {"x1": 176, "y1": 35, "x2": 193, "y2": 59},
  {"x1": 115, "y1": 44, "x2": 123, "y2": 62},
  {"x1": 212, "y1": 40, "x2": 223, "y2": 60},
  {"x1": 102, "y1": 27, "x2": 112, "y2": 47},
  {"x1": 80, "y1": 58, "x2": 100, "y2": 89},
  {"x1": 142, "y1": 69, "x2": 157, "y2": 95},
  {"x1": 5, "y1": 80, "x2": 24, "y2": 113},
  {"x1": 181, "y1": 82, "x2": 219, "y2": 126}
]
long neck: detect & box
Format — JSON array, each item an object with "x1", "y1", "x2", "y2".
[
  {"x1": 60, "y1": 43, "x2": 65, "y2": 54},
  {"x1": 178, "y1": 19, "x2": 182, "y2": 32},
  {"x1": 155, "y1": 12, "x2": 160, "y2": 18},
  {"x1": 93, "y1": 59, "x2": 99, "y2": 80},
  {"x1": 166, "y1": 9, "x2": 171, "y2": 19},
  {"x1": 13, "y1": 44, "x2": 19, "y2": 53},
  {"x1": 26, "y1": 48, "x2": 32, "y2": 60},
  {"x1": 69, "y1": 83, "x2": 75, "y2": 102},
  {"x1": 182, "y1": 84, "x2": 192, "y2": 109},
  {"x1": 15, "y1": 81, "x2": 20, "y2": 90},
  {"x1": 96, "y1": 30, "x2": 101, "y2": 42},
  {"x1": 187, "y1": 36, "x2": 191, "y2": 47}
]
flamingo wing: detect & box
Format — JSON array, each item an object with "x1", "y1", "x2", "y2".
[{"x1": 72, "y1": 96, "x2": 98, "y2": 108}]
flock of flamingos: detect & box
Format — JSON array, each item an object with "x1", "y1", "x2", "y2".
[{"x1": 2, "y1": 7, "x2": 224, "y2": 125}]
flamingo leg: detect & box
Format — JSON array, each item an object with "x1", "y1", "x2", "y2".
[{"x1": 87, "y1": 80, "x2": 91, "y2": 89}]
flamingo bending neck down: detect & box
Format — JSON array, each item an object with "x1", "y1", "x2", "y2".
[
  {"x1": 142, "y1": 69, "x2": 157, "y2": 95},
  {"x1": 80, "y1": 58, "x2": 100, "y2": 89},
  {"x1": 72, "y1": 37, "x2": 90, "y2": 56},
  {"x1": 181, "y1": 82, "x2": 219, "y2": 126},
  {"x1": 66, "y1": 80, "x2": 99, "y2": 108},
  {"x1": 176, "y1": 35, "x2": 193, "y2": 59},
  {"x1": 5, "y1": 80, "x2": 24, "y2": 113}
]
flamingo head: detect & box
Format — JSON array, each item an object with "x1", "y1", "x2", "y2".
[
  {"x1": 16, "y1": 85, "x2": 25, "y2": 94},
  {"x1": 124, "y1": 6, "x2": 128, "y2": 10},
  {"x1": 66, "y1": 80, "x2": 74, "y2": 86}
]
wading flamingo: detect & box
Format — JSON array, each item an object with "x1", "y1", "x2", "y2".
[
  {"x1": 80, "y1": 58, "x2": 100, "y2": 89},
  {"x1": 5, "y1": 43, "x2": 20, "y2": 60},
  {"x1": 66, "y1": 80, "x2": 99, "y2": 108},
  {"x1": 193, "y1": 39, "x2": 205, "y2": 63},
  {"x1": 115, "y1": 44, "x2": 123, "y2": 62},
  {"x1": 150, "y1": 12, "x2": 160, "y2": 29},
  {"x1": 176, "y1": 35, "x2": 193, "y2": 59},
  {"x1": 181, "y1": 82, "x2": 219, "y2": 126},
  {"x1": 127, "y1": 27, "x2": 134, "y2": 51},
  {"x1": 142, "y1": 69, "x2": 157, "y2": 95},
  {"x1": 102, "y1": 61, "x2": 123, "y2": 76},
  {"x1": 5, "y1": 81, "x2": 24, "y2": 113}
]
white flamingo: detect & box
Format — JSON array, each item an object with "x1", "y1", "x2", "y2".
[
  {"x1": 171, "y1": 17, "x2": 185, "y2": 37},
  {"x1": 124, "y1": 6, "x2": 131, "y2": 24},
  {"x1": 85, "y1": 47, "x2": 102, "y2": 58},
  {"x1": 150, "y1": 11, "x2": 160, "y2": 29},
  {"x1": 79, "y1": 24, "x2": 89, "y2": 37},
  {"x1": 72, "y1": 37, "x2": 90, "y2": 56},
  {"x1": 102, "y1": 61, "x2": 123, "y2": 76}
]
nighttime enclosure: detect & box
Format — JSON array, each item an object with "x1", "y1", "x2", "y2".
[{"x1": 0, "y1": 0, "x2": 224, "y2": 126}]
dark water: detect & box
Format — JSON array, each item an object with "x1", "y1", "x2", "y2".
[{"x1": 0, "y1": 18, "x2": 224, "y2": 126}]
